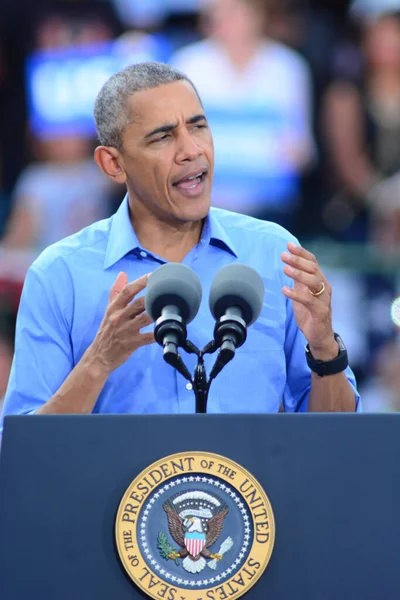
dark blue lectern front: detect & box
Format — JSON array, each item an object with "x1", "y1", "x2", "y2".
[{"x1": 0, "y1": 413, "x2": 399, "y2": 600}]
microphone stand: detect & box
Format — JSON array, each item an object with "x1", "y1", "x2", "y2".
[
  {"x1": 184, "y1": 339, "x2": 234, "y2": 414},
  {"x1": 183, "y1": 341, "x2": 212, "y2": 414},
  {"x1": 193, "y1": 353, "x2": 209, "y2": 415},
  {"x1": 156, "y1": 311, "x2": 247, "y2": 414}
]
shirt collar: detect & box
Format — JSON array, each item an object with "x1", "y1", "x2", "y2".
[
  {"x1": 104, "y1": 196, "x2": 141, "y2": 270},
  {"x1": 206, "y1": 208, "x2": 238, "y2": 258},
  {"x1": 104, "y1": 197, "x2": 238, "y2": 270}
]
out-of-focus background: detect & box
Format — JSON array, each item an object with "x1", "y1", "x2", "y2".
[{"x1": 0, "y1": 0, "x2": 400, "y2": 412}]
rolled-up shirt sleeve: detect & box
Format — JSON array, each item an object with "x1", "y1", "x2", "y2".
[{"x1": 1, "y1": 259, "x2": 74, "y2": 427}]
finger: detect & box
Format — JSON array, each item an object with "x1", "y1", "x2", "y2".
[
  {"x1": 137, "y1": 332, "x2": 156, "y2": 346},
  {"x1": 112, "y1": 273, "x2": 150, "y2": 310},
  {"x1": 118, "y1": 312, "x2": 153, "y2": 336},
  {"x1": 282, "y1": 286, "x2": 317, "y2": 308},
  {"x1": 126, "y1": 296, "x2": 146, "y2": 319},
  {"x1": 287, "y1": 242, "x2": 318, "y2": 264},
  {"x1": 133, "y1": 312, "x2": 153, "y2": 330},
  {"x1": 283, "y1": 265, "x2": 326, "y2": 293},
  {"x1": 109, "y1": 272, "x2": 129, "y2": 304},
  {"x1": 281, "y1": 252, "x2": 319, "y2": 276}
]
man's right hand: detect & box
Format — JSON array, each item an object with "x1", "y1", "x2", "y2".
[{"x1": 87, "y1": 272, "x2": 155, "y2": 376}]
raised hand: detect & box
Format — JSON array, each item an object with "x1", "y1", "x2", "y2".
[
  {"x1": 281, "y1": 242, "x2": 338, "y2": 360},
  {"x1": 89, "y1": 272, "x2": 155, "y2": 375}
]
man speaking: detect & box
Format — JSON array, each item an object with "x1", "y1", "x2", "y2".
[{"x1": 1, "y1": 62, "x2": 359, "y2": 421}]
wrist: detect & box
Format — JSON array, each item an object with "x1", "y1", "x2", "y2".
[
  {"x1": 82, "y1": 346, "x2": 112, "y2": 383},
  {"x1": 306, "y1": 333, "x2": 349, "y2": 377},
  {"x1": 308, "y1": 337, "x2": 339, "y2": 362}
]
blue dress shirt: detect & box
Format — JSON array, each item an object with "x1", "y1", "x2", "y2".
[{"x1": 1, "y1": 196, "x2": 359, "y2": 422}]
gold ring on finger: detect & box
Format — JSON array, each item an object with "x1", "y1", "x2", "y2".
[{"x1": 309, "y1": 282, "x2": 325, "y2": 297}]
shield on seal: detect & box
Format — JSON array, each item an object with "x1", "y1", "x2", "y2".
[{"x1": 185, "y1": 532, "x2": 206, "y2": 557}]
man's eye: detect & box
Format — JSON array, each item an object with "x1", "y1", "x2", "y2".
[{"x1": 154, "y1": 134, "x2": 169, "y2": 143}]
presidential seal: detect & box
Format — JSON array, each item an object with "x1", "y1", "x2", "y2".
[{"x1": 115, "y1": 452, "x2": 275, "y2": 600}]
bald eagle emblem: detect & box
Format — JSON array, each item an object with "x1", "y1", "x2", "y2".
[{"x1": 158, "y1": 490, "x2": 233, "y2": 574}]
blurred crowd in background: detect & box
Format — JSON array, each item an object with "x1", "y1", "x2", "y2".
[{"x1": 0, "y1": 0, "x2": 400, "y2": 412}]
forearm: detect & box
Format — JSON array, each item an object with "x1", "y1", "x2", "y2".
[
  {"x1": 308, "y1": 372, "x2": 356, "y2": 412},
  {"x1": 35, "y1": 274, "x2": 153, "y2": 416},
  {"x1": 36, "y1": 347, "x2": 109, "y2": 415}
]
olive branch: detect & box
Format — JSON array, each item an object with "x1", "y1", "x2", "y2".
[{"x1": 157, "y1": 531, "x2": 180, "y2": 565}]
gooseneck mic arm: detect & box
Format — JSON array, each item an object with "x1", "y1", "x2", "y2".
[
  {"x1": 209, "y1": 306, "x2": 247, "y2": 380},
  {"x1": 154, "y1": 305, "x2": 192, "y2": 381}
]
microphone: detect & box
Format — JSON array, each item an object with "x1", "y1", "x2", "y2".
[
  {"x1": 208, "y1": 264, "x2": 265, "y2": 379},
  {"x1": 145, "y1": 263, "x2": 202, "y2": 379}
]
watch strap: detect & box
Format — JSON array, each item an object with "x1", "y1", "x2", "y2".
[{"x1": 305, "y1": 333, "x2": 348, "y2": 377}]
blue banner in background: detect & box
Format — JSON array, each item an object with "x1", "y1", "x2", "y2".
[
  {"x1": 206, "y1": 107, "x2": 300, "y2": 210},
  {"x1": 26, "y1": 35, "x2": 172, "y2": 138}
]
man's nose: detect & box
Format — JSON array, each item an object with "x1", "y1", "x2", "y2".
[{"x1": 176, "y1": 130, "x2": 203, "y2": 163}]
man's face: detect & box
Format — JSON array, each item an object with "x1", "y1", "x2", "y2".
[{"x1": 119, "y1": 80, "x2": 214, "y2": 225}]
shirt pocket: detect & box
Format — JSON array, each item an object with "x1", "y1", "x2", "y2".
[
  {"x1": 237, "y1": 314, "x2": 285, "y2": 354},
  {"x1": 208, "y1": 348, "x2": 286, "y2": 414}
]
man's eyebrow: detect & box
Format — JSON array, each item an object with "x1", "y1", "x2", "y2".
[
  {"x1": 144, "y1": 114, "x2": 207, "y2": 139},
  {"x1": 144, "y1": 122, "x2": 178, "y2": 139},
  {"x1": 187, "y1": 114, "x2": 207, "y2": 125}
]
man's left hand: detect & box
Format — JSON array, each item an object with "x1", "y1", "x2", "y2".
[{"x1": 281, "y1": 242, "x2": 338, "y2": 361}]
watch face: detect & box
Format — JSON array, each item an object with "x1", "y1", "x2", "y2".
[{"x1": 335, "y1": 334, "x2": 346, "y2": 353}]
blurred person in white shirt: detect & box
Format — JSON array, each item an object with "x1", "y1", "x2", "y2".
[
  {"x1": 0, "y1": 13, "x2": 119, "y2": 256},
  {"x1": 1, "y1": 135, "x2": 116, "y2": 254},
  {"x1": 171, "y1": 0, "x2": 315, "y2": 228}
]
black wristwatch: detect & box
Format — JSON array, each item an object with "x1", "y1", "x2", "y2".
[{"x1": 305, "y1": 333, "x2": 348, "y2": 377}]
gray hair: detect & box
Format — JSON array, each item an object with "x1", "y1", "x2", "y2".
[{"x1": 93, "y1": 61, "x2": 198, "y2": 151}]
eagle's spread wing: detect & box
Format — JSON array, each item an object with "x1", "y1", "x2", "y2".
[
  {"x1": 205, "y1": 508, "x2": 229, "y2": 548},
  {"x1": 163, "y1": 503, "x2": 185, "y2": 547}
]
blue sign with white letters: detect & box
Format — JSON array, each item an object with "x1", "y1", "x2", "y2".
[{"x1": 26, "y1": 35, "x2": 172, "y2": 138}]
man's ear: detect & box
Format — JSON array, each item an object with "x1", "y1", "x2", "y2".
[{"x1": 94, "y1": 146, "x2": 127, "y2": 184}]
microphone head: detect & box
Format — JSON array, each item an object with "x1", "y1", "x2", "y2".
[
  {"x1": 145, "y1": 263, "x2": 202, "y2": 324},
  {"x1": 209, "y1": 264, "x2": 264, "y2": 326}
]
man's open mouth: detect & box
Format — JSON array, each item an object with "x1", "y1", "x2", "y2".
[{"x1": 173, "y1": 170, "x2": 208, "y2": 190}]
